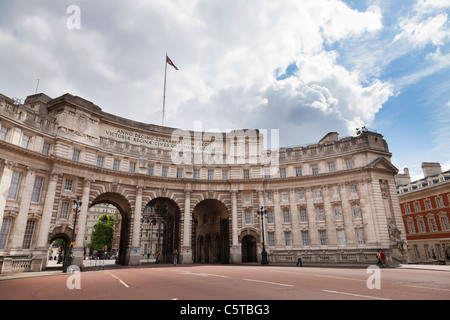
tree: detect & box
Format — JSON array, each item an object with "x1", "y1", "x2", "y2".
[{"x1": 90, "y1": 214, "x2": 115, "y2": 254}]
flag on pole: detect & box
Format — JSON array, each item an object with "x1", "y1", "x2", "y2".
[{"x1": 166, "y1": 55, "x2": 179, "y2": 70}]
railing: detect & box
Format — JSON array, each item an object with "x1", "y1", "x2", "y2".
[{"x1": 0, "y1": 258, "x2": 32, "y2": 274}]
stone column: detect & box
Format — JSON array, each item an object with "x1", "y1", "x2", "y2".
[
  {"x1": 10, "y1": 167, "x2": 36, "y2": 255},
  {"x1": 0, "y1": 160, "x2": 15, "y2": 232},
  {"x1": 33, "y1": 172, "x2": 60, "y2": 270},
  {"x1": 129, "y1": 186, "x2": 143, "y2": 266},
  {"x1": 289, "y1": 189, "x2": 301, "y2": 248},
  {"x1": 72, "y1": 178, "x2": 92, "y2": 268},
  {"x1": 180, "y1": 189, "x2": 192, "y2": 263},
  {"x1": 230, "y1": 189, "x2": 241, "y2": 263}
]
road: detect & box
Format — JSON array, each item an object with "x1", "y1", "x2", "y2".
[{"x1": 1, "y1": 264, "x2": 449, "y2": 301}]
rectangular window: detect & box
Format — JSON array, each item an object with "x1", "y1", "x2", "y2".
[
  {"x1": 8, "y1": 171, "x2": 21, "y2": 200},
  {"x1": 328, "y1": 162, "x2": 335, "y2": 172},
  {"x1": 441, "y1": 216, "x2": 449, "y2": 231},
  {"x1": 244, "y1": 193, "x2": 251, "y2": 203},
  {"x1": 353, "y1": 204, "x2": 362, "y2": 219},
  {"x1": 295, "y1": 167, "x2": 302, "y2": 177},
  {"x1": 266, "y1": 191, "x2": 272, "y2": 202},
  {"x1": 337, "y1": 230, "x2": 346, "y2": 245},
  {"x1": 317, "y1": 207, "x2": 325, "y2": 222},
  {"x1": 72, "y1": 149, "x2": 80, "y2": 162},
  {"x1": 194, "y1": 169, "x2": 199, "y2": 179},
  {"x1": 298, "y1": 190, "x2": 305, "y2": 200},
  {"x1": 129, "y1": 162, "x2": 136, "y2": 173},
  {"x1": 64, "y1": 179, "x2": 73, "y2": 191},
  {"x1": 418, "y1": 219, "x2": 426, "y2": 233},
  {"x1": 60, "y1": 202, "x2": 70, "y2": 219},
  {"x1": 301, "y1": 231, "x2": 310, "y2": 246},
  {"x1": 280, "y1": 168, "x2": 286, "y2": 178},
  {"x1": 408, "y1": 221, "x2": 416, "y2": 234},
  {"x1": 311, "y1": 165, "x2": 319, "y2": 175},
  {"x1": 283, "y1": 209, "x2": 290, "y2": 223},
  {"x1": 208, "y1": 170, "x2": 214, "y2": 180},
  {"x1": 21, "y1": 135, "x2": 30, "y2": 148},
  {"x1": 222, "y1": 170, "x2": 228, "y2": 180},
  {"x1": 162, "y1": 167, "x2": 168, "y2": 177},
  {"x1": 334, "y1": 206, "x2": 343, "y2": 221},
  {"x1": 345, "y1": 159, "x2": 353, "y2": 169},
  {"x1": 319, "y1": 230, "x2": 327, "y2": 246},
  {"x1": 0, "y1": 127, "x2": 8, "y2": 141},
  {"x1": 0, "y1": 218, "x2": 12, "y2": 249},
  {"x1": 299, "y1": 208, "x2": 307, "y2": 222},
  {"x1": 147, "y1": 165, "x2": 154, "y2": 176},
  {"x1": 350, "y1": 184, "x2": 357, "y2": 194},
  {"x1": 414, "y1": 202, "x2": 421, "y2": 212},
  {"x1": 177, "y1": 168, "x2": 183, "y2": 178},
  {"x1": 268, "y1": 232, "x2": 275, "y2": 247},
  {"x1": 266, "y1": 210, "x2": 274, "y2": 224},
  {"x1": 285, "y1": 232, "x2": 292, "y2": 246},
  {"x1": 42, "y1": 142, "x2": 51, "y2": 156},
  {"x1": 113, "y1": 159, "x2": 120, "y2": 171},
  {"x1": 356, "y1": 228, "x2": 366, "y2": 245},
  {"x1": 31, "y1": 177, "x2": 44, "y2": 203},
  {"x1": 243, "y1": 169, "x2": 250, "y2": 179},
  {"x1": 97, "y1": 156, "x2": 104, "y2": 168},
  {"x1": 244, "y1": 210, "x2": 252, "y2": 224},
  {"x1": 22, "y1": 220, "x2": 35, "y2": 249}
]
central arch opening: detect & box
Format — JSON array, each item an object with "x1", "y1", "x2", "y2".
[
  {"x1": 142, "y1": 198, "x2": 180, "y2": 264},
  {"x1": 192, "y1": 199, "x2": 230, "y2": 264}
]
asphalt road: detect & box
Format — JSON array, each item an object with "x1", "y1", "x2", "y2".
[{"x1": 1, "y1": 264, "x2": 449, "y2": 302}]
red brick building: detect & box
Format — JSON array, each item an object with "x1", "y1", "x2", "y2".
[{"x1": 396, "y1": 163, "x2": 450, "y2": 263}]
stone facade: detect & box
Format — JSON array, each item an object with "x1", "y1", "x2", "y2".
[{"x1": 0, "y1": 92, "x2": 409, "y2": 273}]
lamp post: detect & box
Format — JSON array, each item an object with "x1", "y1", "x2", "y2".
[
  {"x1": 257, "y1": 206, "x2": 269, "y2": 265},
  {"x1": 68, "y1": 196, "x2": 82, "y2": 271}
]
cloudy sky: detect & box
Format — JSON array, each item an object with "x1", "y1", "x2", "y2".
[{"x1": 1, "y1": 0, "x2": 449, "y2": 181}]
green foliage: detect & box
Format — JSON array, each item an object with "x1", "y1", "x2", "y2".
[{"x1": 89, "y1": 214, "x2": 115, "y2": 252}]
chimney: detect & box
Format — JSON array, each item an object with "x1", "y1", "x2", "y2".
[
  {"x1": 395, "y1": 167, "x2": 411, "y2": 186},
  {"x1": 421, "y1": 162, "x2": 442, "y2": 178}
]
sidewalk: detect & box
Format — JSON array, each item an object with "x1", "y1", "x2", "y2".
[{"x1": 397, "y1": 264, "x2": 450, "y2": 272}]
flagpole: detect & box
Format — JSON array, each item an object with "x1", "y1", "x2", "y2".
[{"x1": 162, "y1": 53, "x2": 168, "y2": 126}]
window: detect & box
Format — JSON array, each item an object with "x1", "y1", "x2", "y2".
[
  {"x1": 222, "y1": 170, "x2": 228, "y2": 180},
  {"x1": 334, "y1": 206, "x2": 343, "y2": 221},
  {"x1": 283, "y1": 209, "x2": 290, "y2": 223},
  {"x1": 194, "y1": 169, "x2": 199, "y2": 179},
  {"x1": 353, "y1": 204, "x2": 362, "y2": 219},
  {"x1": 337, "y1": 230, "x2": 346, "y2": 245},
  {"x1": 319, "y1": 230, "x2": 327, "y2": 246},
  {"x1": 328, "y1": 162, "x2": 335, "y2": 172},
  {"x1": 72, "y1": 149, "x2": 80, "y2": 162},
  {"x1": 113, "y1": 159, "x2": 120, "y2": 171},
  {"x1": 332, "y1": 186, "x2": 339, "y2": 197},
  {"x1": 42, "y1": 142, "x2": 51, "y2": 156},
  {"x1": 0, "y1": 126, "x2": 8, "y2": 141},
  {"x1": 356, "y1": 228, "x2": 365, "y2": 245},
  {"x1": 315, "y1": 188, "x2": 322, "y2": 198},
  {"x1": 428, "y1": 217, "x2": 437, "y2": 232},
  {"x1": 208, "y1": 170, "x2": 214, "y2": 180},
  {"x1": 244, "y1": 193, "x2": 251, "y2": 203},
  {"x1": 425, "y1": 199, "x2": 432, "y2": 209},
  {"x1": 64, "y1": 179, "x2": 73, "y2": 191},
  {"x1": 31, "y1": 177, "x2": 44, "y2": 203},
  {"x1": 298, "y1": 190, "x2": 305, "y2": 200},
  {"x1": 8, "y1": 171, "x2": 21, "y2": 200},
  {"x1": 243, "y1": 169, "x2": 250, "y2": 179},
  {"x1": 177, "y1": 168, "x2": 183, "y2": 178},
  {"x1": 414, "y1": 202, "x2": 421, "y2": 212},
  {"x1": 280, "y1": 168, "x2": 286, "y2": 178},
  {"x1": 266, "y1": 191, "x2": 272, "y2": 202},
  {"x1": 311, "y1": 165, "x2": 319, "y2": 175},
  {"x1": 301, "y1": 231, "x2": 310, "y2": 246},
  {"x1": 147, "y1": 165, "x2": 154, "y2": 176},
  {"x1": 295, "y1": 167, "x2": 302, "y2": 177},
  {"x1": 404, "y1": 203, "x2": 411, "y2": 213},
  {"x1": 440, "y1": 216, "x2": 449, "y2": 231},
  {"x1": 436, "y1": 197, "x2": 444, "y2": 208},
  {"x1": 317, "y1": 207, "x2": 325, "y2": 221},
  {"x1": 345, "y1": 159, "x2": 353, "y2": 169},
  {"x1": 266, "y1": 210, "x2": 274, "y2": 224},
  {"x1": 268, "y1": 232, "x2": 275, "y2": 247},
  {"x1": 162, "y1": 167, "x2": 168, "y2": 178},
  {"x1": 244, "y1": 210, "x2": 252, "y2": 224},
  {"x1": 408, "y1": 221, "x2": 416, "y2": 234},
  {"x1": 60, "y1": 202, "x2": 70, "y2": 219},
  {"x1": 418, "y1": 219, "x2": 426, "y2": 233},
  {"x1": 21, "y1": 135, "x2": 30, "y2": 148},
  {"x1": 350, "y1": 184, "x2": 357, "y2": 194},
  {"x1": 299, "y1": 208, "x2": 308, "y2": 222},
  {"x1": 285, "y1": 232, "x2": 292, "y2": 246},
  {"x1": 129, "y1": 162, "x2": 136, "y2": 173},
  {"x1": 0, "y1": 218, "x2": 12, "y2": 249},
  {"x1": 22, "y1": 220, "x2": 35, "y2": 249},
  {"x1": 264, "y1": 168, "x2": 271, "y2": 179},
  {"x1": 97, "y1": 156, "x2": 104, "y2": 168}
]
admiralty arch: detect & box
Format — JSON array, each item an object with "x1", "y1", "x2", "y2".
[{"x1": 0, "y1": 92, "x2": 409, "y2": 273}]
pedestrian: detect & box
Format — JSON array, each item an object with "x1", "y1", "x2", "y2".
[
  {"x1": 173, "y1": 249, "x2": 178, "y2": 266},
  {"x1": 296, "y1": 251, "x2": 303, "y2": 267},
  {"x1": 380, "y1": 250, "x2": 387, "y2": 266},
  {"x1": 155, "y1": 251, "x2": 160, "y2": 264},
  {"x1": 376, "y1": 250, "x2": 383, "y2": 267}
]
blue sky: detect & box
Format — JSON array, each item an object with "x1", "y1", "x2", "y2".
[{"x1": 0, "y1": 0, "x2": 449, "y2": 181}]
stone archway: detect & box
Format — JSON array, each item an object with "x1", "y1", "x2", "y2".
[
  {"x1": 192, "y1": 199, "x2": 230, "y2": 264},
  {"x1": 142, "y1": 197, "x2": 181, "y2": 263},
  {"x1": 47, "y1": 230, "x2": 71, "y2": 271},
  {"x1": 90, "y1": 192, "x2": 132, "y2": 266},
  {"x1": 239, "y1": 228, "x2": 260, "y2": 263}
]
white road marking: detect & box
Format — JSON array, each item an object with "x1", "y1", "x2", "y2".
[
  {"x1": 322, "y1": 289, "x2": 389, "y2": 300},
  {"x1": 104, "y1": 270, "x2": 129, "y2": 288},
  {"x1": 243, "y1": 278, "x2": 294, "y2": 287}
]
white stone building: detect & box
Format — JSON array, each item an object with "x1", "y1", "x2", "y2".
[{"x1": 0, "y1": 92, "x2": 409, "y2": 273}]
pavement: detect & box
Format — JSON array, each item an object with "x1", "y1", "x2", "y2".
[{"x1": 1, "y1": 260, "x2": 449, "y2": 282}]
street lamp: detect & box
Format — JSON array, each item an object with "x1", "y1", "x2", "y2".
[
  {"x1": 68, "y1": 196, "x2": 82, "y2": 271},
  {"x1": 257, "y1": 206, "x2": 269, "y2": 265}
]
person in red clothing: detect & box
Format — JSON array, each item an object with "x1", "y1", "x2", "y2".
[{"x1": 380, "y1": 250, "x2": 387, "y2": 267}]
